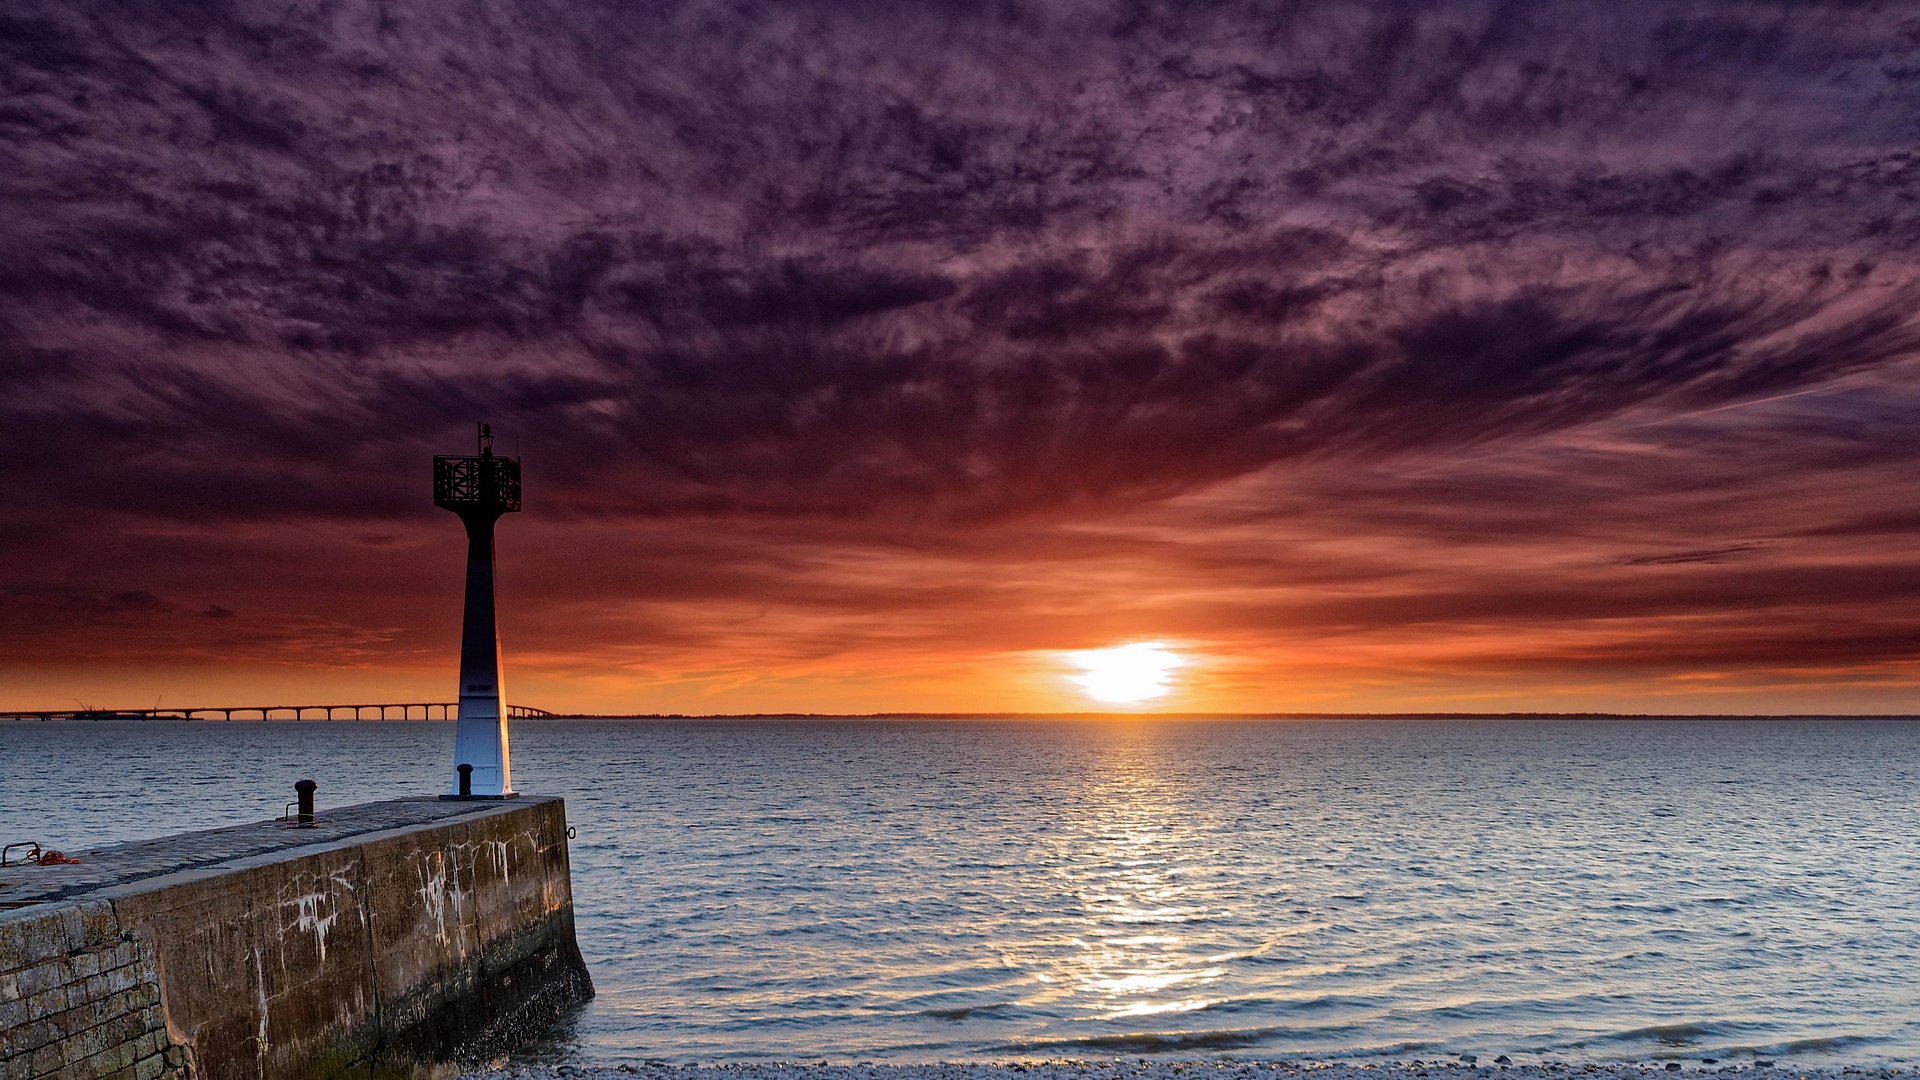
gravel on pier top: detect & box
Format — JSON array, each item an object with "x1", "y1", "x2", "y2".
[{"x1": 467, "y1": 1062, "x2": 1912, "y2": 1080}]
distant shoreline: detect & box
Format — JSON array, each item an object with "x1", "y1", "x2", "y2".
[
  {"x1": 514, "y1": 711, "x2": 1920, "y2": 721},
  {"x1": 8, "y1": 710, "x2": 1920, "y2": 721}
]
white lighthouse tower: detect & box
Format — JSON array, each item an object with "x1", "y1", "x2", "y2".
[{"x1": 432, "y1": 423, "x2": 520, "y2": 798}]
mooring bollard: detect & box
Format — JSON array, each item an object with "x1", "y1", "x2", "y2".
[
  {"x1": 458, "y1": 763, "x2": 473, "y2": 800},
  {"x1": 295, "y1": 778, "x2": 316, "y2": 827}
]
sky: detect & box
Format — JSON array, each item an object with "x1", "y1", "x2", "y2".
[{"x1": 4, "y1": 0, "x2": 1920, "y2": 715}]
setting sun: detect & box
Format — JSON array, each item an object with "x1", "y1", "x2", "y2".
[{"x1": 1064, "y1": 642, "x2": 1189, "y2": 705}]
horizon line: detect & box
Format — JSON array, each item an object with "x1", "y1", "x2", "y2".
[
  {"x1": 10, "y1": 709, "x2": 1919, "y2": 722},
  {"x1": 544, "y1": 710, "x2": 1920, "y2": 720}
]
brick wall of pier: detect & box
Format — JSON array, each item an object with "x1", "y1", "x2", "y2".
[
  {"x1": 0, "y1": 900, "x2": 186, "y2": 1079},
  {"x1": 0, "y1": 796, "x2": 593, "y2": 1080}
]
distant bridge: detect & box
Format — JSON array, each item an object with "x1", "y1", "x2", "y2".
[{"x1": 0, "y1": 702, "x2": 558, "y2": 722}]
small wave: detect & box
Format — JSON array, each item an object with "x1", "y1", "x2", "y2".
[
  {"x1": 1686, "y1": 1035, "x2": 1888, "y2": 1062},
  {"x1": 918, "y1": 1003, "x2": 1014, "y2": 1020},
  {"x1": 1093, "y1": 994, "x2": 1369, "y2": 1021},
  {"x1": 1598, "y1": 1023, "x2": 1721, "y2": 1046},
  {"x1": 991, "y1": 1026, "x2": 1285, "y2": 1053},
  {"x1": 1780, "y1": 1035, "x2": 1887, "y2": 1054}
]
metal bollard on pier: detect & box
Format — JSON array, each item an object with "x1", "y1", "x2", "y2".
[{"x1": 294, "y1": 778, "x2": 317, "y2": 827}]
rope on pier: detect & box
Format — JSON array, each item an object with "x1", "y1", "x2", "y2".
[{"x1": 1, "y1": 842, "x2": 82, "y2": 866}]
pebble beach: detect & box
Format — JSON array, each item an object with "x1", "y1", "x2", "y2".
[{"x1": 467, "y1": 1063, "x2": 1914, "y2": 1080}]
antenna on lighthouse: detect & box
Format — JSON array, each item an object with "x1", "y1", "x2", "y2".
[{"x1": 433, "y1": 422, "x2": 522, "y2": 799}]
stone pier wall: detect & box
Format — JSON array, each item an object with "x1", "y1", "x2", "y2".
[
  {"x1": 0, "y1": 796, "x2": 593, "y2": 1080},
  {"x1": 0, "y1": 900, "x2": 182, "y2": 1079}
]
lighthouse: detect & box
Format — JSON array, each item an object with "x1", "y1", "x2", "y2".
[{"x1": 433, "y1": 423, "x2": 521, "y2": 798}]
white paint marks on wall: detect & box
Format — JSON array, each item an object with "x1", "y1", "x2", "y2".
[
  {"x1": 284, "y1": 866, "x2": 357, "y2": 963},
  {"x1": 288, "y1": 891, "x2": 341, "y2": 963},
  {"x1": 253, "y1": 945, "x2": 270, "y2": 1074},
  {"x1": 416, "y1": 851, "x2": 450, "y2": 946},
  {"x1": 485, "y1": 839, "x2": 510, "y2": 886}
]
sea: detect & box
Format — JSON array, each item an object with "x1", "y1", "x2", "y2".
[{"x1": 4, "y1": 717, "x2": 1918, "y2": 1066}]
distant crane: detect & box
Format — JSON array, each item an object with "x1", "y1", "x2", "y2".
[{"x1": 433, "y1": 423, "x2": 522, "y2": 798}]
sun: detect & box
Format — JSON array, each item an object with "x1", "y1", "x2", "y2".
[{"x1": 1064, "y1": 642, "x2": 1189, "y2": 705}]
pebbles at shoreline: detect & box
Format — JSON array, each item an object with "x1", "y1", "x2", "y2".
[{"x1": 466, "y1": 1062, "x2": 1912, "y2": 1080}]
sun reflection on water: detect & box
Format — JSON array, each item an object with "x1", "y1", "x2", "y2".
[{"x1": 1019, "y1": 731, "x2": 1266, "y2": 1030}]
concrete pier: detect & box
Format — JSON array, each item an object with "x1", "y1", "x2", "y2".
[{"x1": 0, "y1": 796, "x2": 592, "y2": 1079}]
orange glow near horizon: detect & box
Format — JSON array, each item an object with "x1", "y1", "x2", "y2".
[{"x1": 12, "y1": 403, "x2": 1920, "y2": 718}]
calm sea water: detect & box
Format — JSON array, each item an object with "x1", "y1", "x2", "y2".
[{"x1": 4, "y1": 718, "x2": 1918, "y2": 1065}]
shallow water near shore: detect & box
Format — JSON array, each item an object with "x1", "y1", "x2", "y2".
[{"x1": 5, "y1": 718, "x2": 1919, "y2": 1065}]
